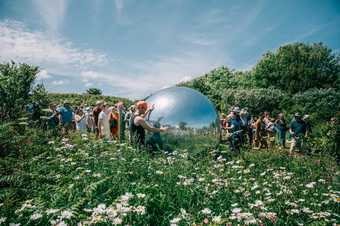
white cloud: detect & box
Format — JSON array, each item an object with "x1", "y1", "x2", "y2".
[
  {"x1": 0, "y1": 20, "x2": 108, "y2": 67},
  {"x1": 36, "y1": 69, "x2": 51, "y2": 80},
  {"x1": 32, "y1": 0, "x2": 67, "y2": 34},
  {"x1": 51, "y1": 80, "x2": 66, "y2": 86},
  {"x1": 0, "y1": 20, "x2": 222, "y2": 99}
]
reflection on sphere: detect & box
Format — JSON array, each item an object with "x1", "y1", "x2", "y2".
[{"x1": 145, "y1": 86, "x2": 220, "y2": 152}]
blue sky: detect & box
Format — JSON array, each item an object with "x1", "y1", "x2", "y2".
[{"x1": 0, "y1": 0, "x2": 339, "y2": 98}]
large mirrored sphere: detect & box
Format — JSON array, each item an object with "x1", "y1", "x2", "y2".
[{"x1": 145, "y1": 86, "x2": 220, "y2": 153}]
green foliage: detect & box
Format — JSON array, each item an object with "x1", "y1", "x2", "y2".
[
  {"x1": 86, "y1": 87, "x2": 102, "y2": 95},
  {"x1": 253, "y1": 42, "x2": 340, "y2": 94},
  {"x1": 0, "y1": 134, "x2": 338, "y2": 225},
  {"x1": 48, "y1": 93, "x2": 132, "y2": 107},
  {"x1": 289, "y1": 88, "x2": 340, "y2": 120},
  {"x1": 0, "y1": 62, "x2": 38, "y2": 120},
  {"x1": 221, "y1": 88, "x2": 286, "y2": 115},
  {"x1": 30, "y1": 84, "x2": 50, "y2": 108}
]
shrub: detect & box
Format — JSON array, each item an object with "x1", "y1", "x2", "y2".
[{"x1": 220, "y1": 88, "x2": 286, "y2": 115}]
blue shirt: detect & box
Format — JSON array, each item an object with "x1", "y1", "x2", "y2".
[
  {"x1": 57, "y1": 106, "x2": 73, "y2": 124},
  {"x1": 229, "y1": 118, "x2": 241, "y2": 132}
]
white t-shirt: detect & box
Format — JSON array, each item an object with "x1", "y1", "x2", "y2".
[{"x1": 98, "y1": 111, "x2": 110, "y2": 138}]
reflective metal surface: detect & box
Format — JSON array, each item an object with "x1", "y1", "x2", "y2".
[{"x1": 145, "y1": 86, "x2": 220, "y2": 152}]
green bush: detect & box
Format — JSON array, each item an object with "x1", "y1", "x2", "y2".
[
  {"x1": 0, "y1": 62, "x2": 38, "y2": 121},
  {"x1": 220, "y1": 88, "x2": 286, "y2": 115},
  {"x1": 290, "y1": 88, "x2": 340, "y2": 121}
]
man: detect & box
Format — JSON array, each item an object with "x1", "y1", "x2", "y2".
[
  {"x1": 289, "y1": 113, "x2": 307, "y2": 153},
  {"x1": 116, "y1": 102, "x2": 126, "y2": 142},
  {"x1": 225, "y1": 111, "x2": 242, "y2": 153},
  {"x1": 302, "y1": 114, "x2": 312, "y2": 137},
  {"x1": 57, "y1": 100, "x2": 74, "y2": 135},
  {"x1": 240, "y1": 108, "x2": 252, "y2": 145},
  {"x1": 47, "y1": 103, "x2": 59, "y2": 135},
  {"x1": 131, "y1": 100, "x2": 168, "y2": 148},
  {"x1": 93, "y1": 101, "x2": 103, "y2": 139}
]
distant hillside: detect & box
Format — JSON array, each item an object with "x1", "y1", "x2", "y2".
[{"x1": 48, "y1": 93, "x2": 132, "y2": 107}]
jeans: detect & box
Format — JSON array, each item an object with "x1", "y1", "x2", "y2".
[{"x1": 276, "y1": 127, "x2": 286, "y2": 147}]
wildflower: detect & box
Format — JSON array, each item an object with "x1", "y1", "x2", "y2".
[
  {"x1": 232, "y1": 208, "x2": 242, "y2": 214},
  {"x1": 46, "y1": 208, "x2": 59, "y2": 215},
  {"x1": 170, "y1": 217, "x2": 181, "y2": 225},
  {"x1": 93, "y1": 204, "x2": 106, "y2": 214},
  {"x1": 60, "y1": 210, "x2": 73, "y2": 219},
  {"x1": 203, "y1": 218, "x2": 209, "y2": 224},
  {"x1": 9, "y1": 223, "x2": 20, "y2": 226},
  {"x1": 305, "y1": 182, "x2": 316, "y2": 188},
  {"x1": 120, "y1": 192, "x2": 134, "y2": 203},
  {"x1": 134, "y1": 206, "x2": 146, "y2": 215},
  {"x1": 30, "y1": 213, "x2": 43, "y2": 220},
  {"x1": 136, "y1": 193, "x2": 146, "y2": 199},
  {"x1": 302, "y1": 207, "x2": 313, "y2": 214},
  {"x1": 112, "y1": 217, "x2": 123, "y2": 225},
  {"x1": 201, "y1": 208, "x2": 212, "y2": 215},
  {"x1": 212, "y1": 216, "x2": 222, "y2": 223},
  {"x1": 0, "y1": 218, "x2": 6, "y2": 224}
]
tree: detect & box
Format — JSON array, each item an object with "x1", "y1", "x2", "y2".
[
  {"x1": 221, "y1": 88, "x2": 286, "y2": 115},
  {"x1": 0, "y1": 62, "x2": 39, "y2": 120},
  {"x1": 253, "y1": 42, "x2": 340, "y2": 94},
  {"x1": 86, "y1": 87, "x2": 102, "y2": 95}
]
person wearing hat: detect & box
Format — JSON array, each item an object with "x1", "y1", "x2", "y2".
[
  {"x1": 289, "y1": 112, "x2": 307, "y2": 153},
  {"x1": 56, "y1": 100, "x2": 74, "y2": 135},
  {"x1": 130, "y1": 100, "x2": 168, "y2": 148},
  {"x1": 92, "y1": 100, "x2": 104, "y2": 139}
]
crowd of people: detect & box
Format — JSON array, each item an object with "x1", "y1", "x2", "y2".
[
  {"x1": 220, "y1": 107, "x2": 312, "y2": 153},
  {"x1": 45, "y1": 100, "x2": 168, "y2": 148},
  {"x1": 41, "y1": 99, "x2": 329, "y2": 155}
]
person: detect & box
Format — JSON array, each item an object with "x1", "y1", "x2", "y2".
[
  {"x1": 225, "y1": 111, "x2": 242, "y2": 153},
  {"x1": 263, "y1": 112, "x2": 276, "y2": 147},
  {"x1": 130, "y1": 100, "x2": 168, "y2": 148},
  {"x1": 93, "y1": 101, "x2": 103, "y2": 139},
  {"x1": 56, "y1": 100, "x2": 74, "y2": 135},
  {"x1": 47, "y1": 103, "x2": 59, "y2": 135},
  {"x1": 220, "y1": 113, "x2": 228, "y2": 141},
  {"x1": 75, "y1": 109, "x2": 87, "y2": 134},
  {"x1": 254, "y1": 114, "x2": 268, "y2": 149},
  {"x1": 84, "y1": 107, "x2": 95, "y2": 132},
  {"x1": 109, "y1": 106, "x2": 119, "y2": 140},
  {"x1": 240, "y1": 108, "x2": 252, "y2": 145},
  {"x1": 126, "y1": 105, "x2": 135, "y2": 144},
  {"x1": 116, "y1": 102, "x2": 126, "y2": 142},
  {"x1": 289, "y1": 113, "x2": 306, "y2": 153},
  {"x1": 302, "y1": 114, "x2": 312, "y2": 137},
  {"x1": 275, "y1": 113, "x2": 287, "y2": 149},
  {"x1": 98, "y1": 103, "x2": 111, "y2": 141}
]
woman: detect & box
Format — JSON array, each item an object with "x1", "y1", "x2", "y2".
[
  {"x1": 75, "y1": 109, "x2": 87, "y2": 134},
  {"x1": 131, "y1": 101, "x2": 168, "y2": 147},
  {"x1": 275, "y1": 113, "x2": 287, "y2": 149},
  {"x1": 109, "y1": 106, "x2": 119, "y2": 140},
  {"x1": 254, "y1": 114, "x2": 268, "y2": 149},
  {"x1": 98, "y1": 103, "x2": 111, "y2": 140}
]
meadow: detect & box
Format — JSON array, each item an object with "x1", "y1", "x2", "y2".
[{"x1": 0, "y1": 131, "x2": 339, "y2": 226}]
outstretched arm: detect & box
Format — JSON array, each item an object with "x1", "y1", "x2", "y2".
[{"x1": 135, "y1": 116, "x2": 167, "y2": 133}]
